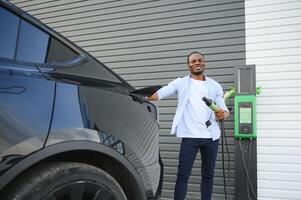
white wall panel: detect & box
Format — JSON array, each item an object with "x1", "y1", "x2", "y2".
[{"x1": 246, "y1": 0, "x2": 301, "y2": 199}]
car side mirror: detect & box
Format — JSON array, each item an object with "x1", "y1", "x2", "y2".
[
  {"x1": 130, "y1": 86, "x2": 161, "y2": 103},
  {"x1": 130, "y1": 86, "x2": 161, "y2": 96}
]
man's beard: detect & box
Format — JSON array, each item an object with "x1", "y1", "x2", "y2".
[
  {"x1": 190, "y1": 67, "x2": 204, "y2": 76},
  {"x1": 191, "y1": 70, "x2": 203, "y2": 76},
  {"x1": 189, "y1": 64, "x2": 205, "y2": 76}
]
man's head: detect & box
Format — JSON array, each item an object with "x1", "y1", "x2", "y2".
[{"x1": 187, "y1": 51, "x2": 205, "y2": 76}]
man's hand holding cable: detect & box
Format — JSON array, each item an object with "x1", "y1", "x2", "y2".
[{"x1": 215, "y1": 109, "x2": 229, "y2": 121}]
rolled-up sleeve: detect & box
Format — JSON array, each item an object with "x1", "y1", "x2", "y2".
[
  {"x1": 215, "y1": 84, "x2": 229, "y2": 112},
  {"x1": 157, "y1": 78, "x2": 179, "y2": 100}
]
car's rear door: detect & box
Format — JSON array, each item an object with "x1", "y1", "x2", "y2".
[{"x1": 0, "y1": 6, "x2": 55, "y2": 174}]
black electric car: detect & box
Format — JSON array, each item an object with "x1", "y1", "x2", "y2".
[{"x1": 0, "y1": 1, "x2": 162, "y2": 199}]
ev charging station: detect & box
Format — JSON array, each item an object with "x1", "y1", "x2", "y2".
[
  {"x1": 203, "y1": 64, "x2": 259, "y2": 200},
  {"x1": 234, "y1": 65, "x2": 258, "y2": 200}
]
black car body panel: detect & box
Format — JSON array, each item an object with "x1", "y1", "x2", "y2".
[
  {"x1": 0, "y1": 59, "x2": 55, "y2": 174},
  {"x1": 0, "y1": 1, "x2": 162, "y2": 199}
]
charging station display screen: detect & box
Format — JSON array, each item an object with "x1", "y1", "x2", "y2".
[{"x1": 239, "y1": 107, "x2": 252, "y2": 123}]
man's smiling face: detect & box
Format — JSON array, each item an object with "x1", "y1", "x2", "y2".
[{"x1": 188, "y1": 53, "x2": 205, "y2": 76}]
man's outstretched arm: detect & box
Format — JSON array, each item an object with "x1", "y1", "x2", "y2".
[
  {"x1": 146, "y1": 78, "x2": 179, "y2": 101},
  {"x1": 146, "y1": 92, "x2": 158, "y2": 101}
]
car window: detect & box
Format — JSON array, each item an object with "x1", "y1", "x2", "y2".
[
  {"x1": 16, "y1": 19, "x2": 49, "y2": 63},
  {"x1": 0, "y1": 6, "x2": 124, "y2": 85},
  {"x1": 46, "y1": 37, "x2": 78, "y2": 63},
  {"x1": 0, "y1": 6, "x2": 49, "y2": 63},
  {"x1": 0, "y1": 7, "x2": 19, "y2": 59},
  {"x1": 1, "y1": 6, "x2": 77, "y2": 64}
]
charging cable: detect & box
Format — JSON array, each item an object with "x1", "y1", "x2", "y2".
[{"x1": 202, "y1": 97, "x2": 233, "y2": 200}]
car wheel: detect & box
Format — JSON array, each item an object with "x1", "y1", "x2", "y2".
[{"x1": 6, "y1": 161, "x2": 127, "y2": 200}]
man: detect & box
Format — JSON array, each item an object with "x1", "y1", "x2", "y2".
[{"x1": 147, "y1": 52, "x2": 229, "y2": 200}]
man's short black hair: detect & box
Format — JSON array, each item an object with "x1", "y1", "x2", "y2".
[{"x1": 187, "y1": 51, "x2": 205, "y2": 64}]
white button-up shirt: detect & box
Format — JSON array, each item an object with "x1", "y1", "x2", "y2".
[{"x1": 157, "y1": 75, "x2": 228, "y2": 140}]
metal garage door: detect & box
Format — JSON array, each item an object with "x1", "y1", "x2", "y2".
[{"x1": 10, "y1": 0, "x2": 246, "y2": 199}]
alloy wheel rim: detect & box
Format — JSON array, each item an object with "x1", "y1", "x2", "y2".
[{"x1": 44, "y1": 180, "x2": 117, "y2": 200}]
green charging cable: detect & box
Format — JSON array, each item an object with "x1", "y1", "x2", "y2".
[{"x1": 202, "y1": 96, "x2": 233, "y2": 200}]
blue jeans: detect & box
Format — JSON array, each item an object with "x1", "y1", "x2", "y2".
[{"x1": 174, "y1": 138, "x2": 219, "y2": 200}]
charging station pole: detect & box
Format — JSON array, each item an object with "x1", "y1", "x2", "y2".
[{"x1": 234, "y1": 65, "x2": 258, "y2": 200}]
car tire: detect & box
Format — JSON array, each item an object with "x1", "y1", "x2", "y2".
[{"x1": 5, "y1": 161, "x2": 127, "y2": 200}]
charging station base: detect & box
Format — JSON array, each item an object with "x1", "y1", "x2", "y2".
[{"x1": 235, "y1": 139, "x2": 257, "y2": 200}]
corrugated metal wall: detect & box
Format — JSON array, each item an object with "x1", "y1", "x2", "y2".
[
  {"x1": 245, "y1": 0, "x2": 301, "y2": 199},
  {"x1": 10, "y1": 0, "x2": 246, "y2": 199}
]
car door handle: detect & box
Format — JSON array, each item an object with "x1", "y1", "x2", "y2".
[
  {"x1": 0, "y1": 86, "x2": 26, "y2": 94},
  {"x1": 130, "y1": 93, "x2": 145, "y2": 104}
]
